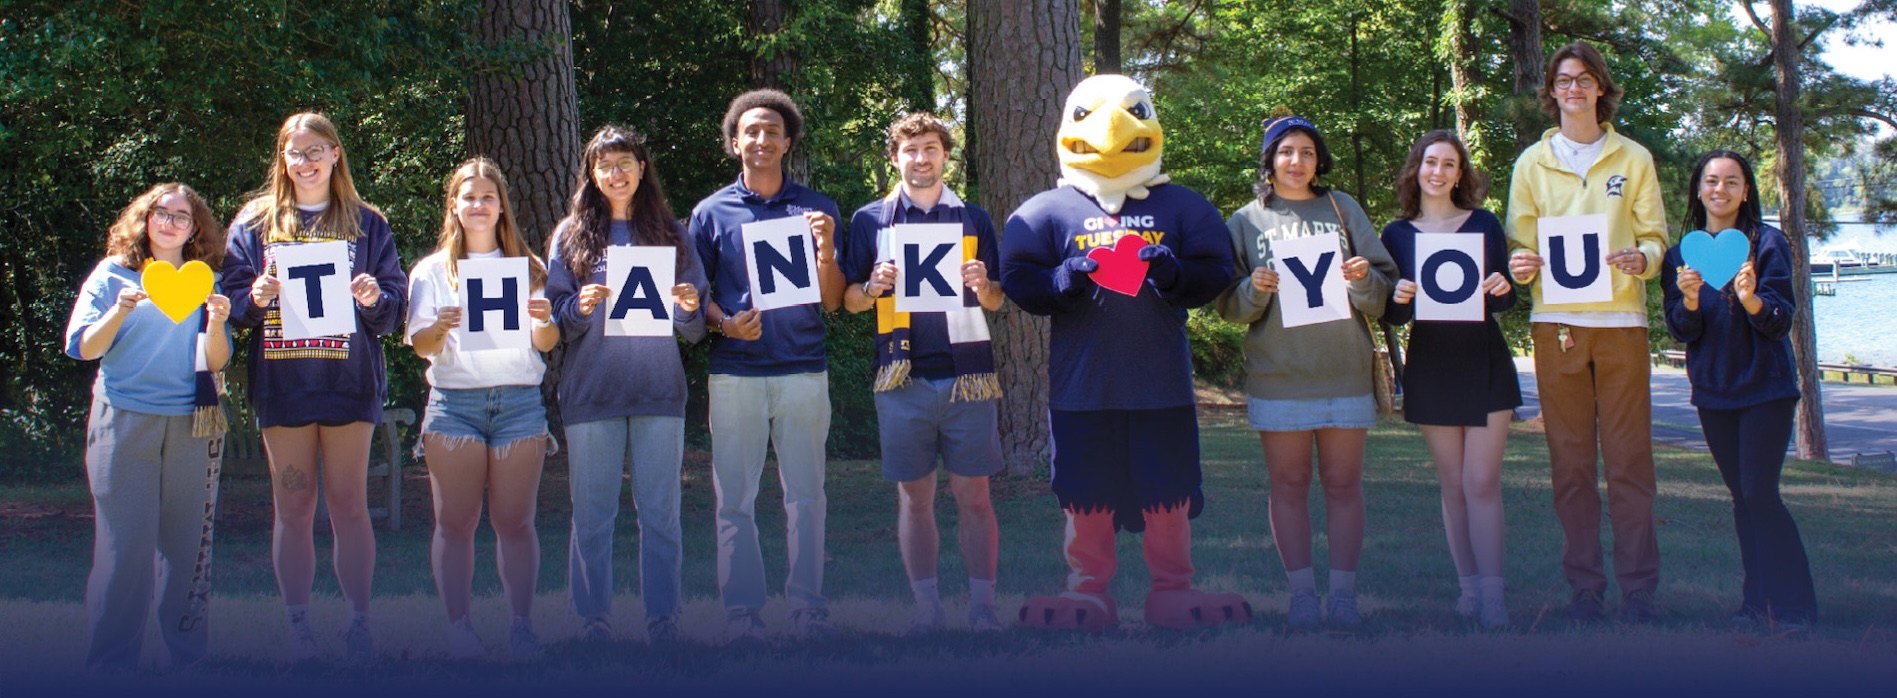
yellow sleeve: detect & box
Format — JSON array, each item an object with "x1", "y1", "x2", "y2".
[{"x1": 1628, "y1": 157, "x2": 1669, "y2": 281}]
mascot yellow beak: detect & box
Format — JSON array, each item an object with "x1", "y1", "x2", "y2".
[{"x1": 1057, "y1": 76, "x2": 1163, "y2": 180}]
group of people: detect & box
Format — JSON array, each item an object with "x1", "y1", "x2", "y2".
[{"x1": 64, "y1": 40, "x2": 1815, "y2": 672}]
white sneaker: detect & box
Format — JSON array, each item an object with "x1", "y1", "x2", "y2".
[
  {"x1": 1327, "y1": 592, "x2": 1363, "y2": 627},
  {"x1": 1286, "y1": 590, "x2": 1322, "y2": 629},
  {"x1": 967, "y1": 603, "x2": 1005, "y2": 633},
  {"x1": 905, "y1": 603, "x2": 946, "y2": 636},
  {"x1": 509, "y1": 617, "x2": 541, "y2": 657},
  {"x1": 446, "y1": 617, "x2": 484, "y2": 659},
  {"x1": 1455, "y1": 591, "x2": 1479, "y2": 618},
  {"x1": 342, "y1": 617, "x2": 375, "y2": 663},
  {"x1": 286, "y1": 616, "x2": 319, "y2": 663},
  {"x1": 1479, "y1": 584, "x2": 1509, "y2": 630}
]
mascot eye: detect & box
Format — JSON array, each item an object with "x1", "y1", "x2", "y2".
[
  {"x1": 1072, "y1": 106, "x2": 1091, "y2": 121},
  {"x1": 1129, "y1": 103, "x2": 1152, "y2": 120}
]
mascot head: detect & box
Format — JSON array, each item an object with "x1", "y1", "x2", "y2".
[{"x1": 1057, "y1": 74, "x2": 1169, "y2": 214}]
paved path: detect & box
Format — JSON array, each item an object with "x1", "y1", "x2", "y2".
[{"x1": 1512, "y1": 358, "x2": 1897, "y2": 468}]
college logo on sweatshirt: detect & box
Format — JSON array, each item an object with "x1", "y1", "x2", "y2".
[{"x1": 1606, "y1": 175, "x2": 1628, "y2": 198}]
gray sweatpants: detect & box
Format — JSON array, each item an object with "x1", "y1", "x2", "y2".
[{"x1": 83, "y1": 397, "x2": 222, "y2": 672}]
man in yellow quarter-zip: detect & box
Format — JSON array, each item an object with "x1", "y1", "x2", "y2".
[{"x1": 1504, "y1": 41, "x2": 1669, "y2": 625}]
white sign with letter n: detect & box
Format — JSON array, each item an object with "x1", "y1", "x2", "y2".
[{"x1": 742, "y1": 216, "x2": 821, "y2": 311}]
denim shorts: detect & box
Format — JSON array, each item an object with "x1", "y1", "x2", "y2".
[
  {"x1": 420, "y1": 385, "x2": 549, "y2": 450},
  {"x1": 1247, "y1": 394, "x2": 1377, "y2": 432},
  {"x1": 874, "y1": 377, "x2": 1003, "y2": 482}
]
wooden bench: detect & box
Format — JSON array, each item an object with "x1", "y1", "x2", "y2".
[{"x1": 221, "y1": 408, "x2": 414, "y2": 532}]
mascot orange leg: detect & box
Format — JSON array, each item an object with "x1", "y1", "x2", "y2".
[
  {"x1": 1018, "y1": 509, "x2": 1119, "y2": 631},
  {"x1": 1141, "y1": 505, "x2": 1252, "y2": 629}
]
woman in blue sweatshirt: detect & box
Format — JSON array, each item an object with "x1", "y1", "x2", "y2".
[
  {"x1": 547, "y1": 125, "x2": 707, "y2": 645},
  {"x1": 222, "y1": 112, "x2": 408, "y2": 662},
  {"x1": 1661, "y1": 150, "x2": 1815, "y2": 630}
]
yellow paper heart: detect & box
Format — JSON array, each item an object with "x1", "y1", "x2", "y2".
[{"x1": 141, "y1": 260, "x2": 214, "y2": 324}]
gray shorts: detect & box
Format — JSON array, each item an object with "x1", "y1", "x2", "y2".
[
  {"x1": 874, "y1": 377, "x2": 1003, "y2": 482},
  {"x1": 1247, "y1": 394, "x2": 1377, "y2": 432}
]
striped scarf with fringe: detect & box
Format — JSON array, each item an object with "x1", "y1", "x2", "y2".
[
  {"x1": 872, "y1": 187, "x2": 1000, "y2": 402},
  {"x1": 192, "y1": 308, "x2": 227, "y2": 438}
]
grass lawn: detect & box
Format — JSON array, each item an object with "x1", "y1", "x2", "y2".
[{"x1": 3, "y1": 407, "x2": 1894, "y2": 695}]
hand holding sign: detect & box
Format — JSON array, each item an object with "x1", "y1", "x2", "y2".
[
  {"x1": 889, "y1": 223, "x2": 965, "y2": 313},
  {"x1": 1084, "y1": 233, "x2": 1150, "y2": 297},
  {"x1": 350, "y1": 273, "x2": 381, "y2": 307},
  {"x1": 1414, "y1": 233, "x2": 1486, "y2": 322},
  {"x1": 743, "y1": 217, "x2": 822, "y2": 311},
  {"x1": 141, "y1": 260, "x2": 216, "y2": 323},
  {"x1": 274, "y1": 241, "x2": 355, "y2": 340},
  {"x1": 1536, "y1": 214, "x2": 1612, "y2": 305},
  {"x1": 605, "y1": 246, "x2": 677, "y2": 337},
  {"x1": 1679, "y1": 229, "x2": 1747, "y2": 290},
  {"x1": 1272, "y1": 232, "x2": 1352, "y2": 328},
  {"x1": 456, "y1": 257, "x2": 532, "y2": 352}
]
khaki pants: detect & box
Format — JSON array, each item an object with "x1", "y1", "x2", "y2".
[
  {"x1": 83, "y1": 398, "x2": 223, "y2": 671},
  {"x1": 1531, "y1": 323, "x2": 1660, "y2": 598},
  {"x1": 709, "y1": 372, "x2": 830, "y2": 614}
]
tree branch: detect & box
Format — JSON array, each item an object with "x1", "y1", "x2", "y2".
[
  {"x1": 1849, "y1": 108, "x2": 1897, "y2": 131},
  {"x1": 1742, "y1": 0, "x2": 1772, "y2": 39},
  {"x1": 1798, "y1": 13, "x2": 1843, "y2": 53}
]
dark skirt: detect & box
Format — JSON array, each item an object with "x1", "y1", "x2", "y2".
[{"x1": 1401, "y1": 319, "x2": 1522, "y2": 427}]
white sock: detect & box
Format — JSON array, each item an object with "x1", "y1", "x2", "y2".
[
  {"x1": 1480, "y1": 576, "x2": 1506, "y2": 596},
  {"x1": 1330, "y1": 569, "x2": 1357, "y2": 596},
  {"x1": 969, "y1": 578, "x2": 996, "y2": 607},
  {"x1": 911, "y1": 578, "x2": 941, "y2": 608},
  {"x1": 1286, "y1": 567, "x2": 1317, "y2": 595},
  {"x1": 1458, "y1": 575, "x2": 1480, "y2": 600},
  {"x1": 285, "y1": 603, "x2": 310, "y2": 624},
  {"x1": 349, "y1": 610, "x2": 370, "y2": 627}
]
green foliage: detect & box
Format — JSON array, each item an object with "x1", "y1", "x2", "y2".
[
  {"x1": 0, "y1": 0, "x2": 474, "y2": 480},
  {"x1": 1187, "y1": 307, "x2": 1247, "y2": 391}
]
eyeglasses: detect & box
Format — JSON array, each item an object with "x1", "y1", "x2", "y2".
[
  {"x1": 1553, "y1": 76, "x2": 1598, "y2": 91},
  {"x1": 282, "y1": 143, "x2": 332, "y2": 164},
  {"x1": 148, "y1": 209, "x2": 196, "y2": 231},
  {"x1": 593, "y1": 157, "x2": 640, "y2": 175}
]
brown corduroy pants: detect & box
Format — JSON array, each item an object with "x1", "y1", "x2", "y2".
[{"x1": 1531, "y1": 323, "x2": 1661, "y2": 599}]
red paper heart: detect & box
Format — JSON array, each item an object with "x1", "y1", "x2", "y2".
[{"x1": 1085, "y1": 233, "x2": 1149, "y2": 296}]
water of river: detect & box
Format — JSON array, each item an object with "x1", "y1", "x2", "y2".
[{"x1": 1805, "y1": 222, "x2": 1896, "y2": 366}]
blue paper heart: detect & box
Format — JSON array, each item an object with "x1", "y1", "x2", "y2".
[{"x1": 1680, "y1": 228, "x2": 1748, "y2": 290}]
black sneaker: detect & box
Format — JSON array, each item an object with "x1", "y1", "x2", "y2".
[
  {"x1": 1620, "y1": 590, "x2": 1659, "y2": 624},
  {"x1": 1566, "y1": 589, "x2": 1607, "y2": 621}
]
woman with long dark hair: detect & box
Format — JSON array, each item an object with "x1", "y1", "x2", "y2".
[
  {"x1": 1661, "y1": 150, "x2": 1815, "y2": 630},
  {"x1": 547, "y1": 125, "x2": 706, "y2": 645},
  {"x1": 1380, "y1": 131, "x2": 1520, "y2": 629}
]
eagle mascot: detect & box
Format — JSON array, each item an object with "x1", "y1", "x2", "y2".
[{"x1": 999, "y1": 74, "x2": 1251, "y2": 630}]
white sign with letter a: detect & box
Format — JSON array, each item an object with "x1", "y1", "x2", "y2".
[
  {"x1": 455, "y1": 257, "x2": 532, "y2": 351},
  {"x1": 1536, "y1": 213, "x2": 1613, "y2": 305},
  {"x1": 605, "y1": 246, "x2": 677, "y2": 337},
  {"x1": 742, "y1": 216, "x2": 821, "y2": 311},
  {"x1": 273, "y1": 240, "x2": 355, "y2": 340},
  {"x1": 887, "y1": 223, "x2": 965, "y2": 314},
  {"x1": 1272, "y1": 232, "x2": 1351, "y2": 329},
  {"x1": 1414, "y1": 233, "x2": 1486, "y2": 322}
]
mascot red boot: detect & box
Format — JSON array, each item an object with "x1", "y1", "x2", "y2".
[{"x1": 999, "y1": 74, "x2": 1251, "y2": 631}]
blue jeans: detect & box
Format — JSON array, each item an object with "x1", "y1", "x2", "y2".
[
  {"x1": 565, "y1": 415, "x2": 684, "y2": 621},
  {"x1": 709, "y1": 372, "x2": 829, "y2": 613}
]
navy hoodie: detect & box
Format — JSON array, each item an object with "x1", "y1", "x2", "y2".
[{"x1": 1661, "y1": 224, "x2": 1801, "y2": 410}]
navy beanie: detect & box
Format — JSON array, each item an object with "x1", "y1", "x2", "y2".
[{"x1": 1260, "y1": 114, "x2": 1319, "y2": 158}]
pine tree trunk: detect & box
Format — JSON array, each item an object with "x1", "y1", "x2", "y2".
[
  {"x1": 969, "y1": 0, "x2": 1082, "y2": 476},
  {"x1": 898, "y1": 0, "x2": 936, "y2": 111},
  {"x1": 467, "y1": 0, "x2": 580, "y2": 253},
  {"x1": 1093, "y1": 0, "x2": 1121, "y2": 75},
  {"x1": 467, "y1": 0, "x2": 580, "y2": 435},
  {"x1": 1770, "y1": 0, "x2": 1830, "y2": 460},
  {"x1": 1505, "y1": 0, "x2": 1544, "y2": 153},
  {"x1": 747, "y1": 0, "x2": 810, "y2": 184}
]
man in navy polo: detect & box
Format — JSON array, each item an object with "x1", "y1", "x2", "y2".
[
  {"x1": 690, "y1": 89, "x2": 845, "y2": 642},
  {"x1": 841, "y1": 112, "x2": 1005, "y2": 635}
]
